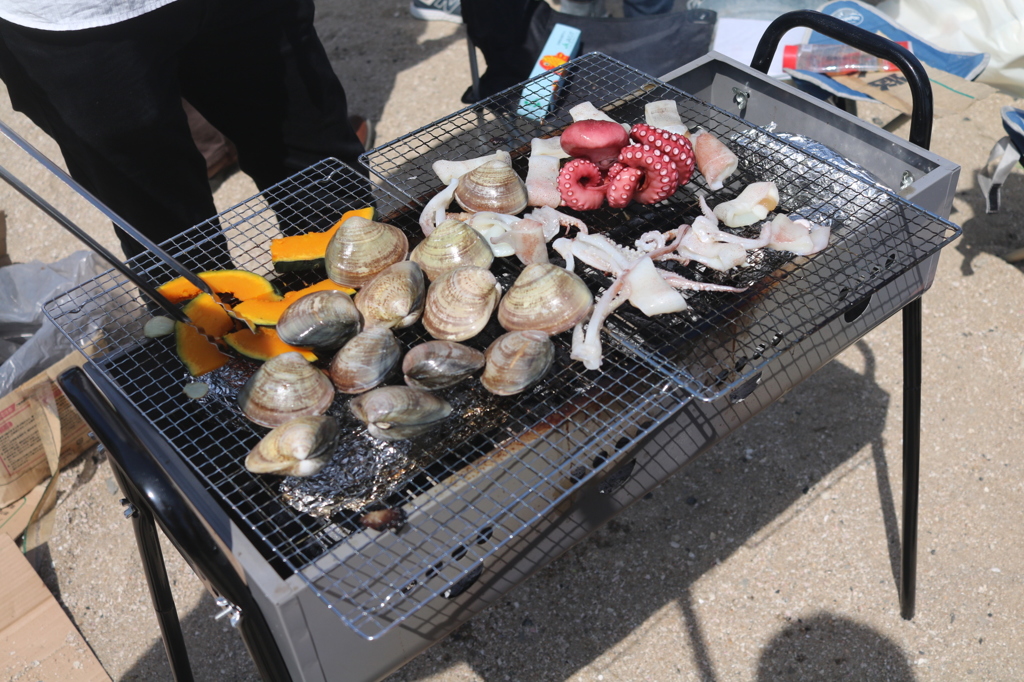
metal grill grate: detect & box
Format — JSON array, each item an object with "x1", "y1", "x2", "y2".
[
  {"x1": 362, "y1": 52, "x2": 960, "y2": 399},
  {"x1": 42, "y1": 158, "x2": 688, "y2": 639},
  {"x1": 42, "y1": 53, "x2": 961, "y2": 641}
]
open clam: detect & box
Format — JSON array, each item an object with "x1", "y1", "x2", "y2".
[
  {"x1": 410, "y1": 218, "x2": 494, "y2": 281},
  {"x1": 244, "y1": 415, "x2": 339, "y2": 477},
  {"x1": 276, "y1": 290, "x2": 361, "y2": 351},
  {"x1": 403, "y1": 340, "x2": 486, "y2": 390},
  {"x1": 481, "y1": 330, "x2": 555, "y2": 396},
  {"x1": 328, "y1": 327, "x2": 401, "y2": 394},
  {"x1": 497, "y1": 263, "x2": 593, "y2": 334},
  {"x1": 421, "y1": 265, "x2": 501, "y2": 342},
  {"x1": 350, "y1": 385, "x2": 453, "y2": 441},
  {"x1": 353, "y1": 260, "x2": 426, "y2": 329},
  {"x1": 325, "y1": 216, "x2": 409, "y2": 288},
  {"x1": 238, "y1": 351, "x2": 335, "y2": 428},
  {"x1": 454, "y1": 159, "x2": 528, "y2": 215}
]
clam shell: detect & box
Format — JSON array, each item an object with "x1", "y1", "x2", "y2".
[
  {"x1": 324, "y1": 216, "x2": 409, "y2": 289},
  {"x1": 481, "y1": 330, "x2": 555, "y2": 396},
  {"x1": 350, "y1": 386, "x2": 453, "y2": 441},
  {"x1": 276, "y1": 290, "x2": 361, "y2": 351},
  {"x1": 402, "y1": 340, "x2": 486, "y2": 390},
  {"x1": 244, "y1": 415, "x2": 339, "y2": 477},
  {"x1": 497, "y1": 263, "x2": 593, "y2": 334},
  {"x1": 410, "y1": 219, "x2": 494, "y2": 281},
  {"x1": 353, "y1": 260, "x2": 426, "y2": 329},
  {"x1": 422, "y1": 266, "x2": 501, "y2": 342},
  {"x1": 238, "y1": 351, "x2": 335, "y2": 428},
  {"x1": 328, "y1": 327, "x2": 401, "y2": 394},
  {"x1": 454, "y1": 160, "x2": 528, "y2": 215}
]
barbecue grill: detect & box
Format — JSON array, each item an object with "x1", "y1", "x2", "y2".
[{"x1": 26, "y1": 11, "x2": 961, "y2": 682}]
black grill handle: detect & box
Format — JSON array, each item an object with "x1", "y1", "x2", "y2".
[{"x1": 750, "y1": 10, "x2": 932, "y2": 150}]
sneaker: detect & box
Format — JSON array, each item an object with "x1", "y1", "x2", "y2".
[{"x1": 409, "y1": 0, "x2": 462, "y2": 23}]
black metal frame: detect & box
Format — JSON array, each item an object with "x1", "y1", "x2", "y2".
[
  {"x1": 51, "y1": 10, "x2": 935, "y2": 681},
  {"x1": 59, "y1": 364, "x2": 293, "y2": 681},
  {"x1": 752, "y1": 10, "x2": 931, "y2": 622}
]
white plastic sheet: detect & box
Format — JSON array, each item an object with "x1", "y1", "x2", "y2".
[
  {"x1": 0, "y1": 251, "x2": 106, "y2": 396},
  {"x1": 877, "y1": 0, "x2": 1024, "y2": 95}
]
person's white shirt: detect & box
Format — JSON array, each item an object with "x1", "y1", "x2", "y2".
[{"x1": 0, "y1": 0, "x2": 175, "y2": 31}]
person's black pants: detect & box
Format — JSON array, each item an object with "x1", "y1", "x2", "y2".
[{"x1": 0, "y1": 0, "x2": 364, "y2": 264}]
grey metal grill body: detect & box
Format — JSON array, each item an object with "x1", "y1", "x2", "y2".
[
  {"x1": 204, "y1": 55, "x2": 957, "y2": 681},
  {"x1": 48, "y1": 45, "x2": 959, "y2": 682}
]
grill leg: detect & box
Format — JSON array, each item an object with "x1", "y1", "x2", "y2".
[
  {"x1": 111, "y1": 463, "x2": 195, "y2": 682},
  {"x1": 900, "y1": 297, "x2": 922, "y2": 620}
]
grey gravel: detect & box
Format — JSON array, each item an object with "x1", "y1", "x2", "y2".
[{"x1": 3, "y1": 2, "x2": 1024, "y2": 681}]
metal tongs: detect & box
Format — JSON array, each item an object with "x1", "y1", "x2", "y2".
[{"x1": 0, "y1": 119, "x2": 232, "y2": 324}]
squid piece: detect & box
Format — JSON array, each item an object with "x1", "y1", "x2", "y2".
[
  {"x1": 691, "y1": 129, "x2": 739, "y2": 191},
  {"x1": 419, "y1": 179, "x2": 459, "y2": 236},
  {"x1": 525, "y1": 137, "x2": 566, "y2": 208},
  {"x1": 644, "y1": 100, "x2": 689, "y2": 137},
  {"x1": 492, "y1": 217, "x2": 549, "y2": 265},
  {"x1": 766, "y1": 214, "x2": 831, "y2": 256},
  {"x1": 569, "y1": 101, "x2": 631, "y2": 133},
  {"x1": 459, "y1": 211, "x2": 518, "y2": 257},
  {"x1": 432, "y1": 151, "x2": 512, "y2": 185},
  {"x1": 526, "y1": 206, "x2": 588, "y2": 241},
  {"x1": 622, "y1": 256, "x2": 688, "y2": 315},
  {"x1": 712, "y1": 182, "x2": 779, "y2": 227}
]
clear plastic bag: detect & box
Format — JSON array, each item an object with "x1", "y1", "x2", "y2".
[{"x1": 0, "y1": 250, "x2": 107, "y2": 397}]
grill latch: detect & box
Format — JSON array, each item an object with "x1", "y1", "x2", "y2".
[{"x1": 214, "y1": 597, "x2": 242, "y2": 628}]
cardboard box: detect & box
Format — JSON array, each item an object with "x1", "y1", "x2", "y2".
[
  {"x1": 0, "y1": 480, "x2": 45, "y2": 542},
  {"x1": 0, "y1": 351, "x2": 97, "y2": 506},
  {"x1": 0, "y1": 535, "x2": 110, "y2": 681}
]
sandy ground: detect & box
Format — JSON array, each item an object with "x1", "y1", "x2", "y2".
[{"x1": 2, "y1": 1, "x2": 1023, "y2": 681}]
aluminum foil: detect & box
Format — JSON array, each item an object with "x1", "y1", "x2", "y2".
[{"x1": 732, "y1": 128, "x2": 894, "y2": 226}]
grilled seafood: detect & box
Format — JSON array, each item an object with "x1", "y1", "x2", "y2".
[
  {"x1": 454, "y1": 159, "x2": 528, "y2": 215},
  {"x1": 350, "y1": 385, "x2": 453, "y2": 441},
  {"x1": 497, "y1": 262, "x2": 592, "y2": 334},
  {"x1": 328, "y1": 327, "x2": 401, "y2": 394},
  {"x1": 276, "y1": 290, "x2": 361, "y2": 351},
  {"x1": 244, "y1": 415, "x2": 339, "y2": 477},
  {"x1": 691, "y1": 129, "x2": 739, "y2": 191},
  {"x1": 402, "y1": 340, "x2": 485, "y2": 390},
  {"x1": 238, "y1": 351, "x2": 335, "y2": 427},
  {"x1": 713, "y1": 182, "x2": 779, "y2": 227},
  {"x1": 354, "y1": 260, "x2": 426, "y2": 329},
  {"x1": 421, "y1": 265, "x2": 501, "y2": 342},
  {"x1": 325, "y1": 216, "x2": 409, "y2": 288},
  {"x1": 481, "y1": 330, "x2": 555, "y2": 396},
  {"x1": 410, "y1": 218, "x2": 494, "y2": 281}
]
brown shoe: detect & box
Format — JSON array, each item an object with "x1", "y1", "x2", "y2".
[{"x1": 349, "y1": 115, "x2": 374, "y2": 150}]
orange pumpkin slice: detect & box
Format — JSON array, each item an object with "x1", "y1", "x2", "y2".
[
  {"x1": 233, "y1": 279, "x2": 356, "y2": 327},
  {"x1": 223, "y1": 327, "x2": 318, "y2": 362},
  {"x1": 270, "y1": 206, "x2": 375, "y2": 273},
  {"x1": 158, "y1": 269, "x2": 279, "y2": 305}
]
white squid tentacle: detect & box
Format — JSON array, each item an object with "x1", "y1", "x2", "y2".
[
  {"x1": 658, "y1": 270, "x2": 748, "y2": 293},
  {"x1": 420, "y1": 179, "x2": 459, "y2": 236}
]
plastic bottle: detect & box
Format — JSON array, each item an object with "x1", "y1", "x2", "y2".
[{"x1": 782, "y1": 42, "x2": 911, "y2": 75}]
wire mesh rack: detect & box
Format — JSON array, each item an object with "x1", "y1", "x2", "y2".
[
  {"x1": 361, "y1": 52, "x2": 961, "y2": 400},
  {"x1": 41, "y1": 52, "x2": 962, "y2": 642},
  {"x1": 42, "y1": 158, "x2": 690, "y2": 639}
]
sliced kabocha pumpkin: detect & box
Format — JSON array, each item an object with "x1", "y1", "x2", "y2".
[
  {"x1": 174, "y1": 293, "x2": 235, "y2": 376},
  {"x1": 270, "y1": 206, "x2": 375, "y2": 273},
  {"x1": 223, "y1": 327, "x2": 318, "y2": 362},
  {"x1": 158, "y1": 269, "x2": 280, "y2": 305},
  {"x1": 233, "y1": 279, "x2": 356, "y2": 327}
]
